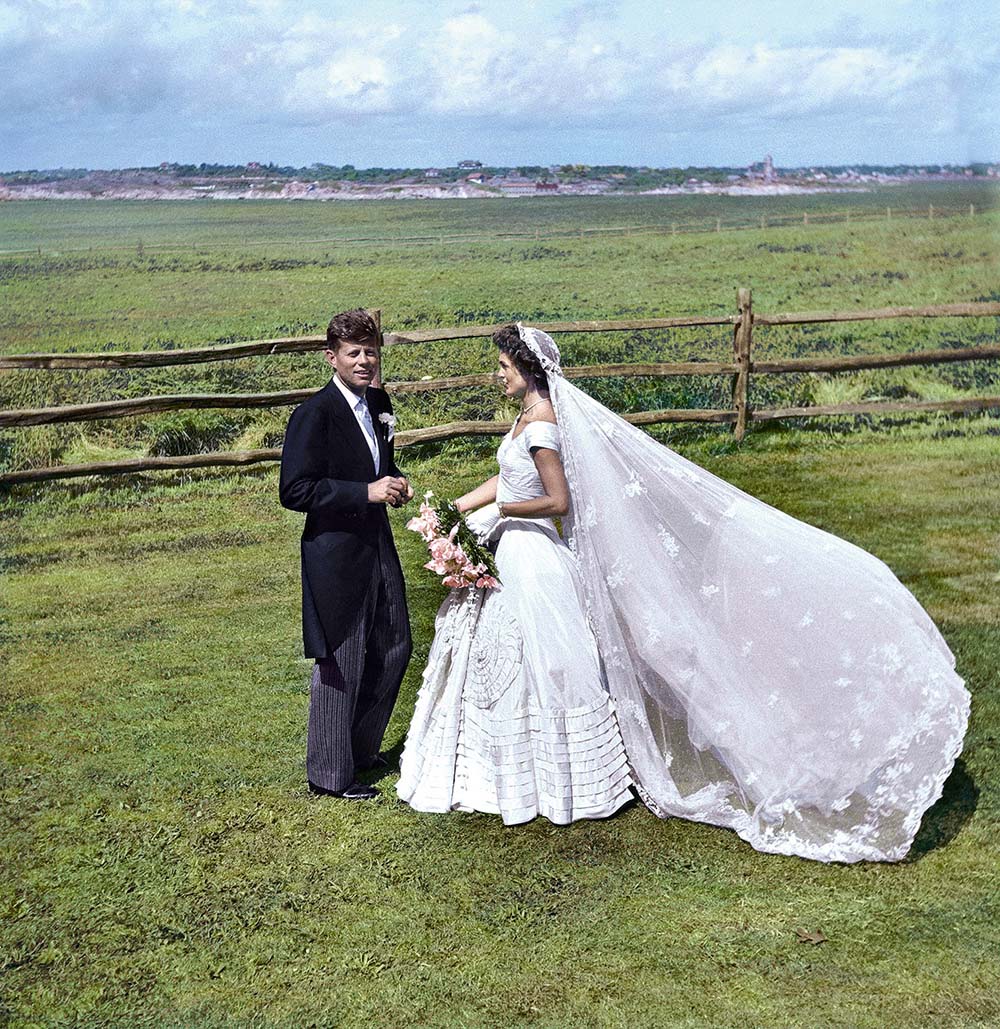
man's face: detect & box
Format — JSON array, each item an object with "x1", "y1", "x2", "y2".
[{"x1": 325, "y1": 338, "x2": 380, "y2": 393}]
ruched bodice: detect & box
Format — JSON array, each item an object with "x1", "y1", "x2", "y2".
[{"x1": 496, "y1": 421, "x2": 562, "y2": 504}]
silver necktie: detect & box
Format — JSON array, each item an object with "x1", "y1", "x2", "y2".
[{"x1": 356, "y1": 398, "x2": 379, "y2": 473}]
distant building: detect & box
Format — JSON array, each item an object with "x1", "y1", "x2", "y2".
[
  {"x1": 424, "y1": 168, "x2": 441, "y2": 178},
  {"x1": 496, "y1": 179, "x2": 559, "y2": 194},
  {"x1": 457, "y1": 160, "x2": 483, "y2": 169},
  {"x1": 747, "y1": 154, "x2": 776, "y2": 181}
]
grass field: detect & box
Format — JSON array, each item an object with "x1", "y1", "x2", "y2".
[
  {"x1": 2, "y1": 188, "x2": 999, "y2": 1026},
  {"x1": 3, "y1": 422, "x2": 999, "y2": 1027}
]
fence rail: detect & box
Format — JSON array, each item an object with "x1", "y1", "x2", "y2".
[
  {"x1": 0, "y1": 316, "x2": 738, "y2": 370},
  {"x1": 5, "y1": 395, "x2": 1000, "y2": 486},
  {"x1": 2, "y1": 294, "x2": 998, "y2": 485},
  {"x1": 3, "y1": 303, "x2": 998, "y2": 372}
]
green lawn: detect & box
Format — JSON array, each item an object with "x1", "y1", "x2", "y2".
[
  {"x1": 2, "y1": 189, "x2": 999, "y2": 1025},
  {"x1": 3, "y1": 420, "x2": 999, "y2": 1028}
]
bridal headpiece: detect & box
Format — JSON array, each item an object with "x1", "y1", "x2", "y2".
[{"x1": 516, "y1": 323, "x2": 562, "y2": 377}]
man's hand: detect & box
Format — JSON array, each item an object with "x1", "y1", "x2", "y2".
[
  {"x1": 394, "y1": 477, "x2": 415, "y2": 507},
  {"x1": 368, "y1": 476, "x2": 408, "y2": 506}
]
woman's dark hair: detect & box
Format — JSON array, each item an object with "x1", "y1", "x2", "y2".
[{"x1": 493, "y1": 323, "x2": 548, "y2": 387}]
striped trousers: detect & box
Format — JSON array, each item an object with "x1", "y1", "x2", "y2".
[{"x1": 307, "y1": 528, "x2": 412, "y2": 791}]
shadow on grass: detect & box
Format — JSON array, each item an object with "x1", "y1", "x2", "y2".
[
  {"x1": 908, "y1": 758, "x2": 979, "y2": 859},
  {"x1": 359, "y1": 740, "x2": 406, "y2": 789}
]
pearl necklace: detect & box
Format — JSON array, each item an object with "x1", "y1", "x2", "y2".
[{"x1": 519, "y1": 398, "x2": 547, "y2": 418}]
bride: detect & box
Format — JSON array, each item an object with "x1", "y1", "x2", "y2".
[{"x1": 396, "y1": 324, "x2": 970, "y2": 863}]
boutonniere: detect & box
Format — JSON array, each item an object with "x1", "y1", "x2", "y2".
[{"x1": 378, "y1": 412, "x2": 396, "y2": 441}]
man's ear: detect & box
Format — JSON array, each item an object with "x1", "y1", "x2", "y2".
[{"x1": 323, "y1": 347, "x2": 338, "y2": 370}]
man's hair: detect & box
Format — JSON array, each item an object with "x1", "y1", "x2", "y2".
[{"x1": 326, "y1": 308, "x2": 381, "y2": 349}]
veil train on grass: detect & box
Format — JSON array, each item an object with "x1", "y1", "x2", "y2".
[{"x1": 519, "y1": 324, "x2": 970, "y2": 862}]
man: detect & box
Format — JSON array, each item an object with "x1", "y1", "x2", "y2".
[{"x1": 279, "y1": 308, "x2": 413, "y2": 800}]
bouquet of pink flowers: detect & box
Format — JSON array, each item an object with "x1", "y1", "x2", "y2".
[{"x1": 406, "y1": 492, "x2": 500, "y2": 590}]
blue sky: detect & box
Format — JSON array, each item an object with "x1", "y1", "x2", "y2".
[{"x1": 2, "y1": 0, "x2": 997, "y2": 169}]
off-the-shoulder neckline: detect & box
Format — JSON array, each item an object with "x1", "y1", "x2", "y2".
[{"x1": 511, "y1": 417, "x2": 558, "y2": 443}]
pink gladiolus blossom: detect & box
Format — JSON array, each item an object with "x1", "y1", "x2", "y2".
[{"x1": 406, "y1": 492, "x2": 500, "y2": 591}]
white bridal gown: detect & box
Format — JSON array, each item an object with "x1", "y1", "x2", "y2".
[
  {"x1": 396, "y1": 420, "x2": 635, "y2": 824},
  {"x1": 398, "y1": 326, "x2": 970, "y2": 862}
]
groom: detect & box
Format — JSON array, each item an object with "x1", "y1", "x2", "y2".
[{"x1": 279, "y1": 308, "x2": 413, "y2": 800}]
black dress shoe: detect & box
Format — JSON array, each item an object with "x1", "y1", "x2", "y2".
[
  {"x1": 309, "y1": 780, "x2": 378, "y2": 800},
  {"x1": 357, "y1": 754, "x2": 391, "y2": 772}
]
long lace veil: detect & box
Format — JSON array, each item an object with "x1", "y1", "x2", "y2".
[{"x1": 518, "y1": 324, "x2": 969, "y2": 862}]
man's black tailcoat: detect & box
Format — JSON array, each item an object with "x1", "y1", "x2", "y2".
[{"x1": 279, "y1": 379, "x2": 405, "y2": 657}]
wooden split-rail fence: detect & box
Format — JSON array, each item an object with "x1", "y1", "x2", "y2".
[{"x1": 1, "y1": 294, "x2": 999, "y2": 485}]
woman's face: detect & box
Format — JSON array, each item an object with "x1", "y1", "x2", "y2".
[{"x1": 497, "y1": 351, "x2": 529, "y2": 399}]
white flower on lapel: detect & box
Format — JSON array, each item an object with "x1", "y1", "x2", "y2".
[{"x1": 378, "y1": 412, "x2": 396, "y2": 440}]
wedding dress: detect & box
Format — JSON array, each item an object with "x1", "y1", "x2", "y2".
[
  {"x1": 398, "y1": 327, "x2": 970, "y2": 862},
  {"x1": 396, "y1": 419, "x2": 635, "y2": 824}
]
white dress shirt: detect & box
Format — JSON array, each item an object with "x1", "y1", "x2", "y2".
[{"x1": 333, "y1": 374, "x2": 380, "y2": 474}]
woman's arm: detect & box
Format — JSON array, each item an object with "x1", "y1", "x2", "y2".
[
  {"x1": 497, "y1": 447, "x2": 569, "y2": 519},
  {"x1": 454, "y1": 475, "x2": 499, "y2": 514}
]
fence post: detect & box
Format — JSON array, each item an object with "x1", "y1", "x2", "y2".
[
  {"x1": 369, "y1": 308, "x2": 383, "y2": 388},
  {"x1": 803, "y1": 212, "x2": 809, "y2": 225},
  {"x1": 970, "y1": 204, "x2": 975, "y2": 218},
  {"x1": 887, "y1": 206, "x2": 892, "y2": 220},
  {"x1": 732, "y1": 287, "x2": 753, "y2": 441},
  {"x1": 929, "y1": 204, "x2": 934, "y2": 220}
]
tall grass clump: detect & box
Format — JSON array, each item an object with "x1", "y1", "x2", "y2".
[{"x1": 146, "y1": 410, "x2": 245, "y2": 457}]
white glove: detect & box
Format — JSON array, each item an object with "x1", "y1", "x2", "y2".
[{"x1": 464, "y1": 502, "x2": 503, "y2": 543}]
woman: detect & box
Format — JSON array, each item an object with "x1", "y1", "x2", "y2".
[
  {"x1": 397, "y1": 325, "x2": 970, "y2": 863},
  {"x1": 397, "y1": 325, "x2": 634, "y2": 824}
]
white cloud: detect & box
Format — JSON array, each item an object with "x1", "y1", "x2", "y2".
[
  {"x1": 658, "y1": 44, "x2": 930, "y2": 120},
  {"x1": 421, "y1": 11, "x2": 632, "y2": 118},
  {"x1": 285, "y1": 55, "x2": 395, "y2": 117},
  {"x1": 0, "y1": 0, "x2": 993, "y2": 166}
]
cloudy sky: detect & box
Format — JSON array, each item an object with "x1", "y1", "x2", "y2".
[{"x1": 3, "y1": 0, "x2": 997, "y2": 170}]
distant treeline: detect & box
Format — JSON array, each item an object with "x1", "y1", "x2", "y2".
[{"x1": 2, "y1": 161, "x2": 997, "y2": 188}]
